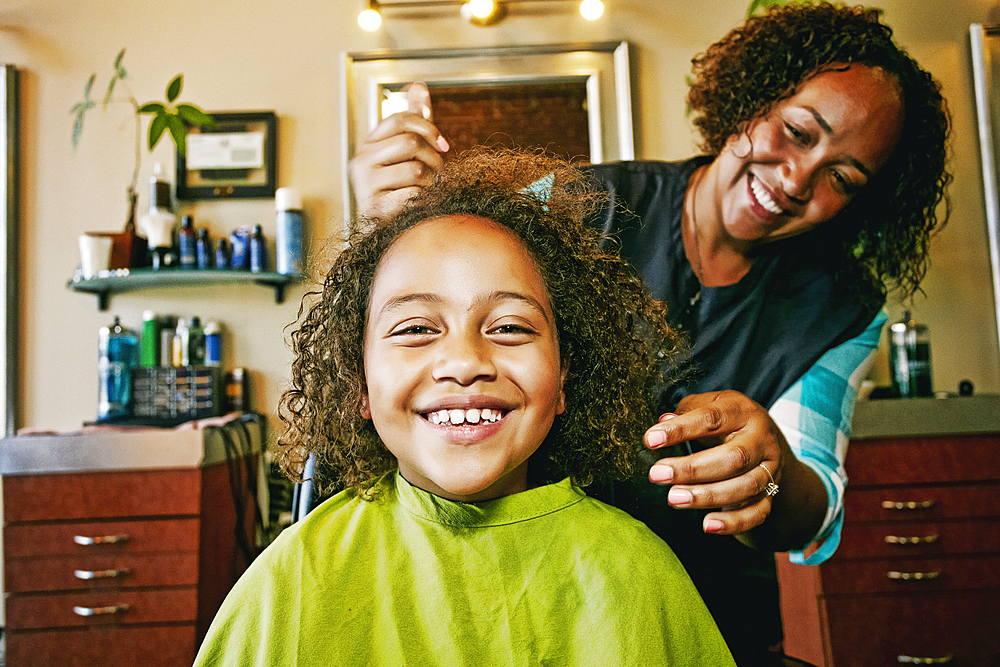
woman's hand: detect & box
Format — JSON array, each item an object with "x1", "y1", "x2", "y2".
[
  {"x1": 645, "y1": 390, "x2": 827, "y2": 551},
  {"x1": 348, "y1": 82, "x2": 449, "y2": 220}
]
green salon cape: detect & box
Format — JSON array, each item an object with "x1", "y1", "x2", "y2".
[{"x1": 195, "y1": 473, "x2": 735, "y2": 666}]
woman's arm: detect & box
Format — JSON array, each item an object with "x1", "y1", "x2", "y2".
[
  {"x1": 644, "y1": 312, "x2": 886, "y2": 553},
  {"x1": 770, "y1": 310, "x2": 886, "y2": 562}
]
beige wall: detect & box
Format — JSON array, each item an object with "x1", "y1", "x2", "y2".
[{"x1": 2, "y1": 0, "x2": 998, "y2": 434}]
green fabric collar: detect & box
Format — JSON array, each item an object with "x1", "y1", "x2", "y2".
[{"x1": 391, "y1": 472, "x2": 585, "y2": 528}]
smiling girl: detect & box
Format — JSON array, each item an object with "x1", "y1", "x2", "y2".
[{"x1": 193, "y1": 148, "x2": 735, "y2": 665}]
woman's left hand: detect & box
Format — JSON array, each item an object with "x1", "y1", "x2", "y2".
[{"x1": 644, "y1": 390, "x2": 792, "y2": 537}]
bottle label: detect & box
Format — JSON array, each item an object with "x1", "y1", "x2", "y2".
[{"x1": 180, "y1": 235, "x2": 197, "y2": 269}]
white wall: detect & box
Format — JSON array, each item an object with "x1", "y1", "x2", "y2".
[{"x1": 1, "y1": 0, "x2": 998, "y2": 435}]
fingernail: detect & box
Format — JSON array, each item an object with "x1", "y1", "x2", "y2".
[
  {"x1": 668, "y1": 487, "x2": 693, "y2": 506},
  {"x1": 645, "y1": 429, "x2": 666, "y2": 448},
  {"x1": 704, "y1": 519, "x2": 724, "y2": 533},
  {"x1": 436, "y1": 135, "x2": 450, "y2": 152},
  {"x1": 649, "y1": 465, "x2": 674, "y2": 483},
  {"x1": 420, "y1": 103, "x2": 432, "y2": 120},
  {"x1": 658, "y1": 413, "x2": 677, "y2": 422}
]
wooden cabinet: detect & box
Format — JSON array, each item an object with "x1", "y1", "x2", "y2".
[
  {"x1": 779, "y1": 427, "x2": 1000, "y2": 666},
  {"x1": 1, "y1": 422, "x2": 259, "y2": 666}
]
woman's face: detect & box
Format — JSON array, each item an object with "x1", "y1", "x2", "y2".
[
  {"x1": 711, "y1": 64, "x2": 904, "y2": 246},
  {"x1": 361, "y1": 214, "x2": 566, "y2": 503}
]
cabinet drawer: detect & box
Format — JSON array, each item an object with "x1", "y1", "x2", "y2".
[
  {"x1": 2, "y1": 468, "x2": 202, "y2": 521},
  {"x1": 6, "y1": 552, "x2": 199, "y2": 593},
  {"x1": 819, "y1": 555, "x2": 1000, "y2": 595},
  {"x1": 5, "y1": 587, "x2": 197, "y2": 630},
  {"x1": 4, "y1": 623, "x2": 197, "y2": 667},
  {"x1": 845, "y1": 435, "x2": 1000, "y2": 485},
  {"x1": 844, "y1": 483, "x2": 1000, "y2": 522},
  {"x1": 836, "y1": 518, "x2": 1000, "y2": 558},
  {"x1": 3, "y1": 518, "x2": 199, "y2": 558},
  {"x1": 822, "y1": 590, "x2": 1000, "y2": 667}
]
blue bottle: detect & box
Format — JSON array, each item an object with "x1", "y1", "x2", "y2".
[
  {"x1": 249, "y1": 224, "x2": 267, "y2": 273},
  {"x1": 216, "y1": 239, "x2": 230, "y2": 270},
  {"x1": 98, "y1": 316, "x2": 139, "y2": 420},
  {"x1": 179, "y1": 215, "x2": 197, "y2": 269},
  {"x1": 196, "y1": 229, "x2": 212, "y2": 269},
  {"x1": 275, "y1": 187, "x2": 304, "y2": 275}
]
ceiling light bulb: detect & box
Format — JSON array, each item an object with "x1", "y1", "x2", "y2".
[
  {"x1": 580, "y1": 0, "x2": 604, "y2": 20},
  {"x1": 468, "y1": 0, "x2": 496, "y2": 20},
  {"x1": 358, "y1": 0, "x2": 381, "y2": 31}
]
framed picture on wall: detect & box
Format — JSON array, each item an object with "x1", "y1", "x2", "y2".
[
  {"x1": 342, "y1": 42, "x2": 634, "y2": 226},
  {"x1": 176, "y1": 111, "x2": 277, "y2": 200}
]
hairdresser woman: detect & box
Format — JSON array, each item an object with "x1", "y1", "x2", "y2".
[{"x1": 348, "y1": 4, "x2": 950, "y2": 663}]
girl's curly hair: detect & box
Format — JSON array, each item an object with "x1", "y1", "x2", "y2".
[
  {"x1": 277, "y1": 147, "x2": 680, "y2": 494},
  {"x1": 687, "y1": 1, "x2": 951, "y2": 300}
]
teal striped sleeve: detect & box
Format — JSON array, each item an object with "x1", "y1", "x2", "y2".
[{"x1": 770, "y1": 311, "x2": 887, "y2": 565}]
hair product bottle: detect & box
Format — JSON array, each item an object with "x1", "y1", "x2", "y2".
[
  {"x1": 98, "y1": 316, "x2": 139, "y2": 420},
  {"x1": 275, "y1": 187, "x2": 304, "y2": 275},
  {"x1": 889, "y1": 311, "x2": 933, "y2": 398},
  {"x1": 178, "y1": 215, "x2": 197, "y2": 269}
]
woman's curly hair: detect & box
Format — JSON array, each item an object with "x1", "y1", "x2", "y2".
[
  {"x1": 277, "y1": 147, "x2": 681, "y2": 495},
  {"x1": 687, "y1": 1, "x2": 951, "y2": 300}
]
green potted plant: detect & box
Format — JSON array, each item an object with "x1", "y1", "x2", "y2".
[{"x1": 70, "y1": 48, "x2": 215, "y2": 268}]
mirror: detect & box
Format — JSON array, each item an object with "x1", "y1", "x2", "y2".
[
  {"x1": 342, "y1": 41, "x2": 634, "y2": 226},
  {"x1": 1, "y1": 65, "x2": 17, "y2": 437}
]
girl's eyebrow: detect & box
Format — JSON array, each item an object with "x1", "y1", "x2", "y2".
[
  {"x1": 476, "y1": 291, "x2": 551, "y2": 324},
  {"x1": 375, "y1": 290, "x2": 550, "y2": 323}
]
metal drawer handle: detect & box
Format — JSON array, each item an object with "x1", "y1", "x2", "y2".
[
  {"x1": 885, "y1": 533, "x2": 940, "y2": 545},
  {"x1": 72, "y1": 604, "x2": 130, "y2": 617},
  {"x1": 897, "y1": 654, "x2": 954, "y2": 664},
  {"x1": 888, "y1": 570, "x2": 942, "y2": 581},
  {"x1": 74, "y1": 568, "x2": 131, "y2": 580},
  {"x1": 882, "y1": 500, "x2": 936, "y2": 511},
  {"x1": 74, "y1": 534, "x2": 130, "y2": 546}
]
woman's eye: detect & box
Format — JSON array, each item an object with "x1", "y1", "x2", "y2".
[
  {"x1": 830, "y1": 170, "x2": 861, "y2": 195},
  {"x1": 785, "y1": 123, "x2": 807, "y2": 143}
]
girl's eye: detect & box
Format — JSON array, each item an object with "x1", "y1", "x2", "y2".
[
  {"x1": 389, "y1": 323, "x2": 437, "y2": 336},
  {"x1": 489, "y1": 324, "x2": 531, "y2": 335}
]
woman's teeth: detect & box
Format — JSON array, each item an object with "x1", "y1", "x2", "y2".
[
  {"x1": 750, "y1": 178, "x2": 784, "y2": 215},
  {"x1": 426, "y1": 408, "x2": 504, "y2": 425}
]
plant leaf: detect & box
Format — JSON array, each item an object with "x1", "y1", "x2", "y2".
[
  {"x1": 83, "y1": 73, "x2": 96, "y2": 99},
  {"x1": 166, "y1": 114, "x2": 188, "y2": 154},
  {"x1": 113, "y1": 48, "x2": 125, "y2": 70},
  {"x1": 176, "y1": 104, "x2": 216, "y2": 127},
  {"x1": 138, "y1": 102, "x2": 166, "y2": 115},
  {"x1": 147, "y1": 112, "x2": 168, "y2": 151},
  {"x1": 103, "y1": 77, "x2": 117, "y2": 107},
  {"x1": 71, "y1": 110, "x2": 85, "y2": 149},
  {"x1": 166, "y1": 74, "x2": 182, "y2": 103}
]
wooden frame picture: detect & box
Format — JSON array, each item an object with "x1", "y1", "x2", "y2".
[{"x1": 176, "y1": 111, "x2": 277, "y2": 200}]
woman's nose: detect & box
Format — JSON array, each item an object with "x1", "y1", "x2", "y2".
[
  {"x1": 780, "y1": 155, "x2": 816, "y2": 203},
  {"x1": 431, "y1": 332, "x2": 497, "y2": 386}
]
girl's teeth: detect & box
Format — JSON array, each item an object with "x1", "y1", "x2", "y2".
[
  {"x1": 751, "y1": 178, "x2": 783, "y2": 215},
  {"x1": 427, "y1": 408, "x2": 503, "y2": 425}
]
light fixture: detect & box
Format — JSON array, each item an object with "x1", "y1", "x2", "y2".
[
  {"x1": 358, "y1": 0, "x2": 604, "y2": 29},
  {"x1": 358, "y1": 0, "x2": 382, "y2": 31},
  {"x1": 460, "y1": 0, "x2": 506, "y2": 26},
  {"x1": 579, "y1": 0, "x2": 603, "y2": 20}
]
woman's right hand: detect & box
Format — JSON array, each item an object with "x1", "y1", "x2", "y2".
[{"x1": 348, "y1": 82, "x2": 449, "y2": 220}]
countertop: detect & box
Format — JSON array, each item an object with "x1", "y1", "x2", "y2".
[
  {"x1": 852, "y1": 394, "x2": 1000, "y2": 438},
  {"x1": 0, "y1": 414, "x2": 264, "y2": 475}
]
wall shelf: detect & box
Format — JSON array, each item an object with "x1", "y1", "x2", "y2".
[{"x1": 67, "y1": 268, "x2": 302, "y2": 310}]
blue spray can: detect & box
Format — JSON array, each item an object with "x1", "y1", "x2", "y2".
[{"x1": 275, "y1": 187, "x2": 304, "y2": 275}]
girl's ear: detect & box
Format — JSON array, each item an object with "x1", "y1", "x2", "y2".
[{"x1": 360, "y1": 393, "x2": 372, "y2": 420}]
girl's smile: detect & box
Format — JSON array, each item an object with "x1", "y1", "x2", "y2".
[{"x1": 361, "y1": 214, "x2": 566, "y2": 503}]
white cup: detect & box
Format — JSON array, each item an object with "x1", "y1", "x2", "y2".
[{"x1": 78, "y1": 234, "x2": 113, "y2": 279}]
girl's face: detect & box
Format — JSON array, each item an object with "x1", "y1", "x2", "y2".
[
  {"x1": 361, "y1": 214, "x2": 566, "y2": 503},
  {"x1": 711, "y1": 64, "x2": 904, "y2": 246}
]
